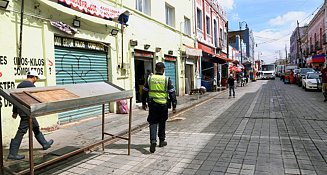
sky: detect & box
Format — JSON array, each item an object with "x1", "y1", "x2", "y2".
[{"x1": 220, "y1": 0, "x2": 324, "y2": 64}]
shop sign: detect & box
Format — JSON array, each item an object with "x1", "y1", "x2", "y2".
[
  {"x1": 134, "y1": 50, "x2": 154, "y2": 58},
  {"x1": 58, "y1": 0, "x2": 124, "y2": 20},
  {"x1": 164, "y1": 55, "x2": 177, "y2": 61},
  {"x1": 186, "y1": 47, "x2": 202, "y2": 56},
  {"x1": 54, "y1": 36, "x2": 107, "y2": 51}
]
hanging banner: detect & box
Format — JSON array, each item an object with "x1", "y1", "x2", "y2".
[
  {"x1": 58, "y1": 0, "x2": 125, "y2": 19},
  {"x1": 50, "y1": 21, "x2": 78, "y2": 35}
]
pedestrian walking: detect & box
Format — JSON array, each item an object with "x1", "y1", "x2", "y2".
[
  {"x1": 321, "y1": 64, "x2": 327, "y2": 102},
  {"x1": 228, "y1": 74, "x2": 235, "y2": 98},
  {"x1": 8, "y1": 70, "x2": 54, "y2": 160},
  {"x1": 142, "y1": 62, "x2": 177, "y2": 153}
]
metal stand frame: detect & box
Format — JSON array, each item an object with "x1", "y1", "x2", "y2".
[{"x1": 0, "y1": 98, "x2": 133, "y2": 175}]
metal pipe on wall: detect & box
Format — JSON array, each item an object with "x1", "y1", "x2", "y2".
[
  {"x1": 121, "y1": 24, "x2": 124, "y2": 69},
  {"x1": 18, "y1": 0, "x2": 25, "y2": 59}
]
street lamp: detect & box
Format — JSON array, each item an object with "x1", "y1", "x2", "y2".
[{"x1": 239, "y1": 21, "x2": 248, "y2": 64}]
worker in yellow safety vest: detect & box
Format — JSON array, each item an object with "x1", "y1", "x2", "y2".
[{"x1": 142, "y1": 62, "x2": 177, "y2": 153}]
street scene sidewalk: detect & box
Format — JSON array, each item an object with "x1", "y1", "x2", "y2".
[
  {"x1": 3, "y1": 85, "x2": 229, "y2": 174},
  {"x1": 6, "y1": 79, "x2": 327, "y2": 175}
]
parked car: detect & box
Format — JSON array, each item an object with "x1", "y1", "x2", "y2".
[
  {"x1": 296, "y1": 68, "x2": 315, "y2": 87},
  {"x1": 302, "y1": 72, "x2": 322, "y2": 91},
  {"x1": 294, "y1": 69, "x2": 300, "y2": 75}
]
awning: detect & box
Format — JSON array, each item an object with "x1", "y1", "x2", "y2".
[
  {"x1": 307, "y1": 54, "x2": 325, "y2": 63},
  {"x1": 215, "y1": 53, "x2": 233, "y2": 62},
  {"x1": 198, "y1": 42, "x2": 230, "y2": 64},
  {"x1": 229, "y1": 65, "x2": 242, "y2": 72},
  {"x1": 38, "y1": 0, "x2": 123, "y2": 25},
  {"x1": 198, "y1": 42, "x2": 215, "y2": 55}
]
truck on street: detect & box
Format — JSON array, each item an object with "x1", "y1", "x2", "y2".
[{"x1": 259, "y1": 64, "x2": 276, "y2": 80}]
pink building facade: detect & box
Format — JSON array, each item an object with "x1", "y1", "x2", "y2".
[
  {"x1": 306, "y1": 6, "x2": 326, "y2": 68},
  {"x1": 194, "y1": 0, "x2": 231, "y2": 88},
  {"x1": 195, "y1": 0, "x2": 227, "y2": 52}
]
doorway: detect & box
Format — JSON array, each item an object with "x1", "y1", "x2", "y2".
[
  {"x1": 134, "y1": 59, "x2": 153, "y2": 103},
  {"x1": 185, "y1": 64, "x2": 193, "y2": 94}
]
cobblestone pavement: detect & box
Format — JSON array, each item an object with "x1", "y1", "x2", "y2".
[{"x1": 37, "y1": 80, "x2": 327, "y2": 174}]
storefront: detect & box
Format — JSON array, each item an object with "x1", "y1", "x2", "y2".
[
  {"x1": 185, "y1": 58, "x2": 195, "y2": 94},
  {"x1": 307, "y1": 54, "x2": 325, "y2": 69},
  {"x1": 198, "y1": 42, "x2": 231, "y2": 91},
  {"x1": 184, "y1": 45, "x2": 202, "y2": 93},
  {"x1": 197, "y1": 45, "x2": 218, "y2": 91},
  {"x1": 164, "y1": 55, "x2": 177, "y2": 92},
  {"x1": 134, "y1": 50, "x2": 154, "y2": 103},
  {"x1": 198, "y1": 43, "x2": 216, "y2": 80},
  {"x1": 54, "y1": 36, "x2": 110, "y2": 123}
]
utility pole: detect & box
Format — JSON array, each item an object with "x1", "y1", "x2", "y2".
[
  {"x1": 226, "y1": 21, "x2": 229, "y2": 61},
  {"x1": 225, "y1": 21, "x2": 229, "y2": 83},
  {"x1": 285, "y1": 44, "x2": 288, "y2": 65},
  {"x1": 285, "y1": 44, "x2": 288, "y2": 73},
  {"x1": 239, "y1": 22, "x2": 243, "y2": 64}
]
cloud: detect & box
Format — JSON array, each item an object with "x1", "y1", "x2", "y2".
[
  {"x1": 253, "y1": 11, "x2": 311, "y2": 64},
  {"x1": 219, "y1": 0, "x2": 235, "y2": 10},
  {"x1": 269, "y1": 11, "x2": 307, "y2": 26},
  {"x1": 231, "y1": 13, "x2": 240, "y2": 21},
  {"x1": 254, "y1": 29, "x2": 292, "y2": 64}
]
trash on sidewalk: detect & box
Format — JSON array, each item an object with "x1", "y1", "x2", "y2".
[{"x1": 190, "y1": 86, "x2": 206, "y2": 95}]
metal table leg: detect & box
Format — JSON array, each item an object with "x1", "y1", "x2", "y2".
[
  {"x1": 0, "y1": 106, "x2": 3, "y2": 175},
  {"x1": 28, "y1": 116, "x2": 34, "y2": 175},
  {"x1": 128, "y1": 98, "x2": 132, "y2": 155},
  {"x1": 102, "y1": 104, "x2": 105, "y2": 151}
]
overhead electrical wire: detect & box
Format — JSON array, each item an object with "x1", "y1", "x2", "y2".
[{"x1": 255, "y1": 2, "x2": 323, "y2": 46}]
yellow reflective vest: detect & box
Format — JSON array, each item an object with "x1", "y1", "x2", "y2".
[{"x1": 148, "y1": 74, "x2": 169, "y2": 104}]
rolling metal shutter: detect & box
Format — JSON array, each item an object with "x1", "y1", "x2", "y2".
[
  {"x1": 55, "y1": 47, "x2": 109, "y2": 123},
  {"x1": 164, "y1": 61, "x2": 177, "y2": 90}
]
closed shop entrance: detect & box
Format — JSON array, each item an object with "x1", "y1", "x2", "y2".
[
  {"x1": 164, "y1": 55, "x2": 177, "y2": 93},
  {"x1": 185, "y1": 58, "x2": 195, "y2": 94},
  {"x1": 54, "y1": 36, "x2": 109, "y2": 123}
]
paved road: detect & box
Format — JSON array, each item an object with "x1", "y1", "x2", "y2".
[{"x1": 39, "y1": 80, "x2": 327, "y2": 175}]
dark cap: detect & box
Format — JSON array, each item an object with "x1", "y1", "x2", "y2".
[{"x1": 156, "y1": 62, "x2": 165, "y2": 68}]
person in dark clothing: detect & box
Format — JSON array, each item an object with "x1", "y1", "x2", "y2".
[
  {"x1": 142, "y1": 62, "x2": 177, "y2": 153},
  {"x1": 8, "y1": 70, "x2": 54, "y2": 160},
  {"x1": 227, "y1": 74, "x2": 235, "y2": 98},
  {"x1": 321, "y1": 65, "x2": 327, "y2": 102}
]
